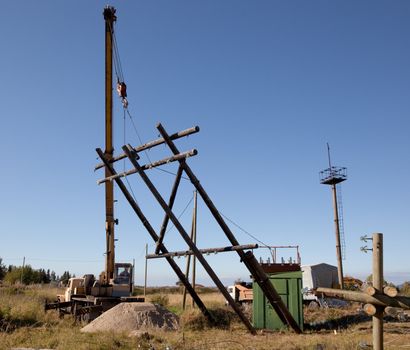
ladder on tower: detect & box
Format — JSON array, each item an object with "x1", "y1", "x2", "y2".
[{"x1": 336, "y1": 184, "x2": 346, "y2": 260}]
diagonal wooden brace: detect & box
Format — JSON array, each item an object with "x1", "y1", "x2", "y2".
[
  {"x1": 95, "y1": 148, "x2": 215, "y2": 325},
  {"x1": 155, "y1": 165, "x2": 184, "y2": 254},
  {"x1": 156, "y1": 123, "x2": 302, "y2": 334},
  {"x1": 122, "y1": 144, "x2": 257, "y2": 335},
  {"x1": 95, "y1": 126, "x2": 200, "y2": 171},
  {"x1": 97, "y1": 150, "x2": 196, "y2": 185}
]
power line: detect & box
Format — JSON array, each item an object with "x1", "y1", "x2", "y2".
[
  {"x1": 125, "y1": 108, "x2": 190, "y2": 180},
  {"x1": 165, "y1": 194, "x2": 194, "y2": 235},
  {"x1": 108, "y1": 18, "x2": 267, "y2": 252},
  {"x1": 3, "y1": 257, "x2": 102, "y2": 263},
  {"x1": 109, "y1": 18, "x2": 188, "y2": 182},
  {"x1": 219, "y1": 212, "x2": 270, "y2": 248}
]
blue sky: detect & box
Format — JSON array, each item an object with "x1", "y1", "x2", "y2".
[{"x1": 1, "y1": 1, "x2": 409, "y2": 286}]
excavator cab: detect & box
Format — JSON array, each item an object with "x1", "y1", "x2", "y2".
[{"x1": 112, "y1": 262, "x2": 133, "y2": 297}]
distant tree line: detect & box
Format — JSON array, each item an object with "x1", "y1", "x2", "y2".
[{"x1": 0, "y1": 257, "x2": 73, "y2": 285}]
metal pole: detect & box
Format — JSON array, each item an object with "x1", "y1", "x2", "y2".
[
  {"x1": 373, "y1": 233, "x2": 383, "y2": 350},
  {"x1": 96, "y1": 148, "x2": 214, "y2": 323},
  {"x1": 144, "y1": 243, "x2": 148, "y2": 298},
  {"x1": 103, "y1": 6, "x2": 116, "y2": 284},
  {"x1": 156, "y1": 123, "x2": 302, "y2": 333},
  {"x1": 122, "y1": 145, "x2": 256, "y2": 334},
  {"x1": 331, "y1": 183, "x2": 344, "y2": 289},
  {"x1": 192, "y1": 190, "x2": 197, "y2": 308}
]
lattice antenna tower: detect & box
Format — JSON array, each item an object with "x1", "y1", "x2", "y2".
[{"x1": 319, "y1": 143, "x2": 347, "y2": 289}]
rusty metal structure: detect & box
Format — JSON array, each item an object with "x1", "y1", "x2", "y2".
[
  {"x1": 95, "y1": 123, "x2": 302, "y2": 334},
  {"x1": 320, "y1": 143, "x2": 347, "y2": 289}
]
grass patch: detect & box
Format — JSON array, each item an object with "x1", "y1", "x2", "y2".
[
  {"x1": 0, "y1": 285, "x2": 62, "y2": 333},
  {"x1": 1, "y1": 285, "x2": 410, "y2": 349},
  {"x1": 181, "y1": 307, "x2": 237, "y2": 331},
  {"x1": 149, "y1": 294, "x2": 170, "y2": 307}
]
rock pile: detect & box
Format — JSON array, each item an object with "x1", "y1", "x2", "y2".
[{"x1": 81, "y1": 302, "x2": 179, "y2": 334}]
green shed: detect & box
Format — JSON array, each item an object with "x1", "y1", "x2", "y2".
[{"x1": 253, "y1": 269, "x2": 304, "y2": 331}]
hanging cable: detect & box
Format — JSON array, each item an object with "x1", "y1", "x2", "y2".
[
  {"x1": 125, "y1": 109, "x2": 152, "y2": 163},
  {"x1": 125, "y1": 109, "x2": 190, "y2": 180},
  {"x1": 219, "y1": 212, "x2": 270, "y2": 248},
  {"x1": 109, "y1": 16, "x2": 189, "y2": 195},
  {"x1": 165, "y1": 194, "x2": 194, "y2": 235},
  {"x1": 109, "y1": 26, "x2": 268, "y2": 252},
  {"x1": 123, "y1": 108, "x2": 127, "y2": 172},
  {"x1": 4, "y1": 257, "x2": 102, "y2": 263},
  {"x1": 121, "y1": 101, "x2": 139, "y2": 204},
  {"x1": 112, "y1": 24, "x2": 124, "y2": 82},
  {"x1": 108, "y1": 22, "x2": 123, "y2": 83},
  {"x1": 109, "y1": 21, "x2": 128, "y2": 109}
]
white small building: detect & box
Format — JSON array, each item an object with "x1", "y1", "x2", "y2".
[
  {"x1": 302, "y1": 263, "x2": 339, "y2": 290},
  {"x1": 302, "y1": 263, "x2": 343, "y2": 307}
]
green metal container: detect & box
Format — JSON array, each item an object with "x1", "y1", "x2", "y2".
[{"x1": 253, "y1": 271, "x2": 304, "y2": 331}]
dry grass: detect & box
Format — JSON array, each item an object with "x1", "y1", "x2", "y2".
[
  {"x1": 1, "y1": 285, "x2": 410, "y2": 349},
  {"x1": 147, "y1": 291, "x2": 225, "y2": 311}
]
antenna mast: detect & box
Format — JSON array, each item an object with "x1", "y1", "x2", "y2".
[{"x1": 319, "y1": 144, "x2": 347, "y2": 289}]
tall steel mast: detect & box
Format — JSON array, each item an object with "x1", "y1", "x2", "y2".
[
  {"x1": 103, "y1": 6, "x2": 116, "y2": 284},
  {"x1": 319, "y1": 144, "x2": 347, "y2": 289}
]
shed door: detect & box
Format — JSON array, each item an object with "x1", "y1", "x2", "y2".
[{"x1": 266, "y1": 279, "x2": 289, "y2": 330}]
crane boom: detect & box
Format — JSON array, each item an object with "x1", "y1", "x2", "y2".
[{"x1": 103, "y1": 6, "x2": 116, "y2": 284}]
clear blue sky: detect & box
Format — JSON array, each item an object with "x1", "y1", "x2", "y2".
[{"x1": 1, "y1": 1, "x2": 409, "y2": 285}]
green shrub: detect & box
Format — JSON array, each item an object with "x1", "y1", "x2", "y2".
[
  {"x1": 400, "y1": 281, "x2": 410, "y2": 296},
  {"x1": 150, "y1": 294, "x2": 169, "y2": 307}
]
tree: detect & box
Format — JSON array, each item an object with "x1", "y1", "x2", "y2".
[
  {"x1": 4, "y1": 265, "x2": 54, "y2": 285},
  {"x1": 4, "y1": 265, "x2": 41, "y2": 284},
  {"x1": 60, "y1": 271, "x2": 71, "y2": 285},
  {"x1": 0, "y1": 258, "x2": 6, "y2": 280},
  {"x1": 50, "y1": 270, "x2": 56, "y2": 282}
]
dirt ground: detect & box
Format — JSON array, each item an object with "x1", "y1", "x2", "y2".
[{"x1": 1, "y1": 286, "x2": 410, "y2": 349}]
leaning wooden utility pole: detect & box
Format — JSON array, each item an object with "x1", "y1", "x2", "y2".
[
  {"x1": 96, "y1": 148, "x2": 215, "y2": 325},
  {"x1": 96, "y1": 124, "x2": 303, "y2": 333},
  {"x1": 103, "y1": 6, "x2": 116, "y2": 284},
  {"x1": 155, "y1": 124, "x2": 302, "y2": 333},
  {"x1": 192, "y1": 190, "x2": 197, "y2": 308}
]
